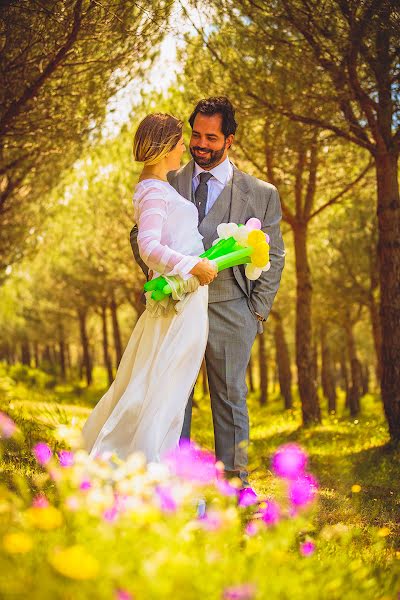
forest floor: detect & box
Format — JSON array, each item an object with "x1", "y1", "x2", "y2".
[{"x1": 1, "y1": 370, "x2": 400, "y2": 574}]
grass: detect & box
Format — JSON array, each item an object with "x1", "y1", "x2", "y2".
[{"x1": 1, "y1": 367, "x2": 400, "y2": 575}]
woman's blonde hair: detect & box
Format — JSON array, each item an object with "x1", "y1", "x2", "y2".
[{"x1": 133, "y1": 113, "x2": 183, "y2": 166}]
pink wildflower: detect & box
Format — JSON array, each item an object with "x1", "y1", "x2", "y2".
[
  {"x1": 103, "y1": 505, "x2": 118, "y2": 522},
  {"x1": 271, "y1": 443, "x2": 308, "y2": 480},
  {"x1": 32, "y1": 494, "x2": 49, "y2": 508},
  {"x1": 115, "y1": 590, "x2": 134, "y2": 600},
  {"x1": 33, "y1": 442, "x2": 52, "y2": 465},
  {"x1": 216, "y1": 478, "x2": 238, "y2": 497},
  {"x1": 245, "y1": 521, "x2": 259, "y2": 536},
  {"x1": 0, "y1": 412, "x2": 16, "y2": 438},
  {"x1": 155, "y1": 485, "x2": 177, "y2": 513},
  {"x1": 80, "y1": 479, "x2": 92, "y2": 491},
  {"x1": 289, "y1": 473, "x2": 318, "y2": 507},
  {"x1": 238, "y1": 487, "x2": 258, "y2": 508},
  {"x1": 300, "y1": 541, "x2": 316, "y2": 556},
  {"x1": 260, "y1": 500, "x2": 281, "y2": 526},
  {"x1": 223, "y1": 583, "x2": 257, "y2": 599},
  {"x1": 58, "y1": 450, "x2": 74, "y2": 467},
  {"x1": 199, "y1": 510, "x2": 222, "y2": 532},
  {"x1": 164, "y1": 439, "x2": 217, "y2": 484}
]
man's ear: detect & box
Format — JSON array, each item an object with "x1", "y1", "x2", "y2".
[{"x1": 226, "y1": 134, "x2": 234, "y2": 150}]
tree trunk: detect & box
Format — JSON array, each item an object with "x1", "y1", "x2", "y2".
[
  {"x1": 58, "y1": 325, "x2": 66, "y2": 381},
  {"x1": 33, "y1": 341, "x2": 39, "y2": 368},
  {"x1": 293, "y1": 224, "x2": 320, "y2": 424},
  {"x1": 21, "y1": 339, "x2": 31, "y2": 365},
  {"x1": 361, "y1": 363, "x2": 369, "y2": 396},
  {"x1": 375, "y1": 150, "x2": 400, "y2": 441},
  {"x1": 258, "y1": 331, "x2": 268, "y2": 406},
  {"x1": 247, "y1": 354, "x2": 255, "y2": 394},
  {"x1": 344, "y1": 320, "x2": 362, "y2": 417},
  {"x1": 320, "y1": 325, "x2": 337, "y2": 413},
  {"x1": 367, "y1": 292, "x2": 382, "y2": 383},
  {"x1": 101, "y1": 304, "x2": 113, "y2": 387},
  {"x1": 77, "y1": 308, "x2": 92, "y2": 386},
  {"x1": 65, "y1": 343, "x2": 71, "y2": 372},
  {"x1": 273, "y1": 313, "x2": 293, "y2": 409},
  {"x1": 43, "y1": 345, "x2": 54, "y2": 369},
  {"x1": 340, "y1": 352, "x2": 349, "y2": 402},
  {"x1": 110, "y1": 293, "x2": 123, "y2": 368}
]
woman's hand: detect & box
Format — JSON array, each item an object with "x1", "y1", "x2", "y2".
[{"x1": 190, "y1": 258, "x2": 218, "y2": 286}]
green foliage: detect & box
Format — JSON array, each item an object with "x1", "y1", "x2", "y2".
[
  {"x1": 0, "y1": 0, "x2": 174, "y2": 274},
  {"x1": 7, "y1": 364, "x2": 56, "y2": 390}
]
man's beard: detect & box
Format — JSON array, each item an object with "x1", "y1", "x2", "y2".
[{"x1": 190, "y1": 142, "x2": 226, "y2": 169}]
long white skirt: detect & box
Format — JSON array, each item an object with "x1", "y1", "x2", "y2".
[{"x1": 82, "y1": 286, "x2": 209, "y2": 462}]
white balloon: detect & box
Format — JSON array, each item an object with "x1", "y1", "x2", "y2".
[
  {"x1": 245, "y1": 264, "x2": 263, "y2": 280},
  {"x1": 262, "y1": 261, "x2": 271, "y2": 272},
  {"x1": 217, "y1": 222, "x2": 238, "y2": 239},
  {"x1": 233, "y1": 226, "x2": 250, "y2": 245}
]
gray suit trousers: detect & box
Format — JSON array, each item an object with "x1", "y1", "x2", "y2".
[{"x1": 181, "y1": 296, "x2": 257, "y2": 481}]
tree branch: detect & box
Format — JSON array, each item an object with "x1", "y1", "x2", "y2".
[
  {"x1": 0, "y1": 0, "x2": 84, "y2": 136},
  {"x1": 309, "y1": 159, "x2": 374, "y2": 220}
]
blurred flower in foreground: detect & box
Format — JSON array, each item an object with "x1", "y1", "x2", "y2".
[
  {"x1": 49, "y1": 545, "x2": 99, "y2": 579},
  {"x1": 259, "y1": 500, "x2": 281, "y2": 526},
  {"x1": 32, "y1": 494, "x2": 49, "y2": 508},
  {"x1": 271, "y1": 444, "x2": 307, "y2": 480},
  {"x1": 378, "y1": 527, "x2": 391, "y2": 537},
  {"x1": 238, "y1": 487, "x2": 258, "y2": 508},
  {"x1": 55, "y1": 424, "x2": 83, "y2": 449},
  {"x1": 0, "y1": 411, "x2": 16, "y2": 438},
  {"x1": 33, "y1": 442, "x2": 52, "y2": 465},
  {"x1": 223, "y1": 583, "x2": 257, "y2": 599},
  {"x1": 3, "y1": 532, "x2": 33, "y2": 554},
  {"x1": 115, "y1": 590, "x2": 134, "y2": 600},
  {"x1": 199, "y1": 510, "x2": 223, "y2": 532},
  {"x1": 164, "y1": 440, "x2": 216, "y2": 484},
  {"x1": 300, "y1": 541, "x2": 315, "y2": 556},
  {"x1": 26, "y1": 505, "x2": 63, "y2": 530},
  {"x1": 245, "y1": 521, "x2": 260, "y2": 536},
  {"x1": 216, "y1": 478, "x2": 239, "y2": 497},
  {"x1": 155, "y1": 485, "x2": 177, "y2": 513},
  {"x1": 58, "y1": 450, "x2": 74, "y2": 467},
  {"x1": 289, "y1": 474, "x2": 318, "y2": 508}
]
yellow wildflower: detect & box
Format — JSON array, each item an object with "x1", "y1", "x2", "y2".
[
  {"x1": 377, "y1": 527, "x2": 390, "y2": 537},
  {"x1": 3, "y1": 532, "x2": 33, "y2": 554},
  {"x1": 351, "y1": 484, "x2": 362, "y2": 493},
  {"x1": 49, "y1": 545, "x2": 99, "y2": 580},
  {"x1": 26, "y1": 505, "x2": 63, "y2": 530}
]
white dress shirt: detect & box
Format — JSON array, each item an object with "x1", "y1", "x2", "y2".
[{"x1": 192, "y1": 156, "x2": 233, "y2": 215}]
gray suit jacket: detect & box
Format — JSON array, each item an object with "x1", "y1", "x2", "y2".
[{"x1": 130, "y1": 160, "x2": 285, "y2": 322}]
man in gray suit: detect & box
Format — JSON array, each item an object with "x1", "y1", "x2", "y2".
[{"x1": 130, "y1": 97, "x2": 285, "y2": 486}]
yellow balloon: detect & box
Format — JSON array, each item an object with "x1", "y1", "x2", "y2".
[
  {"x1": 251, "y1": 243, "x2": 269, "y2": 267},
  {"x1": 248, "y1": 230, "x2": 266, "y2": 246}
]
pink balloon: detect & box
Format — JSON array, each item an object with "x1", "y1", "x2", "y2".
[{"x1": 245, "y1": 217, "x2": 262, "y2": 230}]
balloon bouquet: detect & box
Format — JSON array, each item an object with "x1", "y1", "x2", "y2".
[{"x1": 144, "y1": 218, "x2": 271, "y2": 302}]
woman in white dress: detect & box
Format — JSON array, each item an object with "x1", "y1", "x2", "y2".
[{"x1": 82, "y1": 114, "x2": 217, "y2": 462}]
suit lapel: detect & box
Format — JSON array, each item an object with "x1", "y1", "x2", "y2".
[
  {"x1": 229, "y1": 165, "x2": 250, "y2": 225},
  {"x1": 176, "y1": 160, "x2": 194, "y2": 201}
]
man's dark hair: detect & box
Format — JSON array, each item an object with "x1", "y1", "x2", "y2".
[{"x1": 189, "y1": 97, "x2": 237, "y2": 137}]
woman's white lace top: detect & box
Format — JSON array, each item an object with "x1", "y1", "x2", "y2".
[{"x1": 133, "y1": 179, "x2": 204, "y2": 278}]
